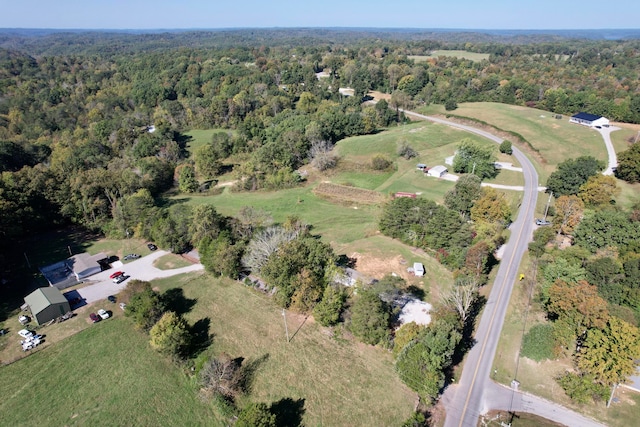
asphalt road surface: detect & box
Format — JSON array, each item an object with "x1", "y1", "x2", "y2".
[{"x1": 401, "y1": 110, "x2": 605, "y2": 427}]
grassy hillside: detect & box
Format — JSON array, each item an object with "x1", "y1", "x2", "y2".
[
  {"x1": 419, "y1": 102, "x2": 606, "y2": 181},
  {"x1": 0, "y1": 316, "x2": 220, "y2": 427},
  {"x1": 152, "y1": 272, "x2": 416, "y2": 426}
]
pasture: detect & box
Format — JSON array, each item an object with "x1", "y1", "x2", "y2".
[
  {"x1": 409, "y1": 50, "x2": 490, "y2": 62},
  {"x1": 183, "y1": 128, "x2": 234, "y2": 154},
  {"x1": 419, "y1": 102, "x2": 606, "y2": 181}
]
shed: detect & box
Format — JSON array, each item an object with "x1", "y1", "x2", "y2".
[
  {"x1": 569, "y1": 112, "x2": 609, "y2": 127},
  {"x1": 24, "y1": 287, "x2": 71, "y2": 325},
  {"x1": 413, "y1": 262, "x2": 425, "y2": 277},
  {"x1": 427, "y1": 165, "x2": 448, "y2": 178}
]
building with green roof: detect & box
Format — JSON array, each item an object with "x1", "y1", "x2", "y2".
[{"x1": 23, "y1": 287, "x2": 71, "y2": 325}]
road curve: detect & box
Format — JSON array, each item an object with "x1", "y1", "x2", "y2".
[{"x1": 401, "y1": 110, "x2": 604, "y2": 427}]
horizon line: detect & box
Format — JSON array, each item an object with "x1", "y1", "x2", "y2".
[{"x1": 1, "y1": 26, "x2": 639, "y2": 32}]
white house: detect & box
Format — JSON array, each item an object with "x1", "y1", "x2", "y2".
[
  {"x1": 569, "y1": 112, "x2": 609, "y2": 127},
  {"x1": 427, "y1": 165, "x2": 448, "y2": 178}
]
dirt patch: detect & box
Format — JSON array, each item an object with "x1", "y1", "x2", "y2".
[
  {"x1": 368, "y1": 90, "x2": 391, "y2": 101},
  {"x1": 350, "y1": 252, "x2": 413, "y2": 281}
]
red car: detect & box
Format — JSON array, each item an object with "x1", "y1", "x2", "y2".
[
  {"x1": 89, "y1": 313, "x2": 101, "y2": 323},
  {"x1": 109, "y1": 271, "x2": 123, "y2": 280}
]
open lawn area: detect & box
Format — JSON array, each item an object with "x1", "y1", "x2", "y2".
[
  {"x1": 1, "y1": 271, "x2": 416, "y2": 426},
  {"x1": 183, "y1": 129, "x2": 234, "y2": 154},
  {"x1": 181, "y1": 186, "x2": 380, "y2": 247},
  {"x1": 0, "y1": 316, "x2": 221, "y2": 426},
  {"x1": 419, "y1": 102, "x2": 607, "y2": 182},
  {"x1": 154, "y1": 272, "x2": 416, "y2": 426},
  {"x1": 409, "y1": 50, "x2": 490, "y2": 62}
]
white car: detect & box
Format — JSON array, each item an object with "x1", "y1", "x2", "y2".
[
  {"x1": 97, "y1": 309, "x2": 110, "y2": 320},
  {"x1": 18, "y1": 329, "x2": 34, "y2": 339}
]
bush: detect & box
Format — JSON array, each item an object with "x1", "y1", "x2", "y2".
[
  {"x1": 521, "y1": 323, "x2": 555, "y2": 361},
  {"x1": 236, "y1": 402, "x2": 277, "y2": 427},
  {"x1": 499, "y1": 140, "x2": 513, "y2": 155},
  {"x1": 149, "y1": 311, "x2": 190, "y2": 358},
  {"x1": 556, "y1": 372, "x2": 609, "y2": 404},
  {"x1": 313, "y1": 285, "x2": 346, "y2": 326},
  {"x1": 398, "y1": 142, "x2": 418, "y2": 160},
  {"x1": 444, "y1": 98, "x2": 458, "y2": 111},
  {"x1": 371, "y1": 155, "x2": 393, "y2": 171}
]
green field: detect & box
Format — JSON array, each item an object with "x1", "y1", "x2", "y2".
[
  {"x1": 0, "y1": 271, "x2": 416, "y2": 426},
  {"x1": 184, "y1": 129, "x2": 234, "y2": 154},
  {"x1": 0, "y1": 316, "x2": 221, "y2": 426},
  {"x1": 419, "y1": 102, "x2": 606, "y2": 182},
  {"x1": 409, "y1": 50, "x2": 490, "y2": 62}
]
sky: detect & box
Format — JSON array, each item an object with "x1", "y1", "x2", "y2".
[{"x1": 0, "y1": 0, "x2": 638, "y2": 30}]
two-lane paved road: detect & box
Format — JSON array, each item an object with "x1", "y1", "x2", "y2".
[{"x1": 400, "y1": 110, "x2": 604, "y2": 427}]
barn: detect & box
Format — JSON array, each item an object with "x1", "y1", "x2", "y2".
[
  {"x1": 23, "y1": 287, "x2": 71, "y2": 325},
  {"x1": 569, "y1": 112, "x2": 609, "y2": 127},
  {"x1": 427, "y1": 165, "x2": 448, "y2": 178}
]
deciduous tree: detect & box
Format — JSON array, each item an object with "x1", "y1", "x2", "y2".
[
  {"x1": 553, "y1": 195, "x2": 584, "y2": 235},
  {"x1": 470, "y1": 187, "x2": 511, "y2": 225},
  {"x1": 577, "y1": 317, "x2": 640, "y2": 386},
  {"x1": 149, "y1": 311, "x2": 190, "y2": 358},
  {"x1": 578, "y1": 174, "x2": 620, "y2": 207}
]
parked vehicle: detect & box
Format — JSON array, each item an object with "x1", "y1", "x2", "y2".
[
  {"x1": 89, "y1": 313, "x2": 101, "y2": 323},
  {"x1": 107, "y1": 295, "x2": 116, "y2": 303},
  {"x1": 535, "y1": 218, "x2": 551, "y2": 226},
  {"x1": 123, "y1": 253, "x2": 140, "y2": 261},
  {"x1": 147, "y1": 243, "x2": 158, "y2": 251},
  {"x1": 113, "y1": 274, "x2": 129, "y2": 284},
  {"x1": 97, "y1": 309, "x2": 110, "y2": 320},
  {"x1": 18, "y1": 329, "x2": 34, "y2": 339},
  {"x1": 109, "y1": 271, "x2": 124, "y2": 279},
  {"x1": 18, "y1": 315, "x2": 29, "y2": 325}
]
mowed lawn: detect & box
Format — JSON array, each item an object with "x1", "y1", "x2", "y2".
[
  {"x1": 183, "y1": 128, "x2": 234, "y2": 154},
  {"x1": 152, "y1": 272, "x2": 416, "y2": 426},
  {"x1": 181, "y1": 185, "x2": 381, "y2": 247},
  {"x1": 409, "y1": 50, "x2": 490, "y2": 62},
  {"x1": 0, "y1": 317, "x2": 221, "y2": 427},
  {"x1": 420, "y1": 102, "x2": 607, "y2": 181}
]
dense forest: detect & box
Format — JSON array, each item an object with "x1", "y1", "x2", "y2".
[{"x1": 2, "y1": 28, "x2": 640, "y2": 299}]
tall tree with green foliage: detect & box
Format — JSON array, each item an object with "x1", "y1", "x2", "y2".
[
  {"x1": 444, "y1": 174, "x2": 482, "y2": 219},
  {"x1": 452, "y1": 139, "x2": 497, "y2": 179},
  {"x1": 545, "y1": 156, "x2": 604, "y2": 197},
  {"x1": 395, "y1": 320, "x2": 462, "y2": 402},
  {"x1": 149, "y1": 311, "x2": 190, "y2": 358},
  {"x1": 577, "y1": 317, "x2": 640, "y2": 386},
  {"x1": 615, "y1": 143, "x2": 640, "y2": 183},
  {"x1": 349, "y1": 289, "x2": 391, "y2": 346}
]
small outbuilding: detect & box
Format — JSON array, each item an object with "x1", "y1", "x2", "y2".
[
  {"x1": 24, "y1": 287, "x2": 71, "y2": 325},
  {"x1": 413, "y1": 262, "x2": 425, "y2": 277},
  {"x1": 427, "y1": 165, "x2": 448, "y2": 178},
  {"x1": 569, "y1": 112, "x2": 609, "y2": 127}
]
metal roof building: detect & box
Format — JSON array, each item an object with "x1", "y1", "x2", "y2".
[{"x1": 24, "y1": 287, "x2": 71, "y2": 325}]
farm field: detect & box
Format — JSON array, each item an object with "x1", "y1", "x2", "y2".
[
  {"x1": 409, "y1": 50, "x2": 490, "y2": 62},
  {"x1": 1, "y1": 270, "x2": 416, "y2": 427},
  {"x1": 152, "y1": 272, "x2": 417, "y2": 426},
  {"x1": 0, "y1": 316, "x2": 221, "y2": 426},
  {"x1": 419, "y1": 102, "x2": 606, "y2": 181},
  {"x1": 184, "y1": 128, "x2": 234, "y2": 154}
]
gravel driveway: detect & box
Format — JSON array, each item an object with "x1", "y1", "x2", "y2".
[{"x1": 70, "y1": 250, "x2": 204, "y2": 305}]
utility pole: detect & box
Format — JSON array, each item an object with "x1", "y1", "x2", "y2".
[
  {"x1": 543, "y1": 191, "x2": 553, "y2": 221},
  {"x1": 607, "y1": 383, "x2": 618, "y2": 408},
  {"x1": 282, "y1": 308, "x2": 290, "y2": 343}
]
